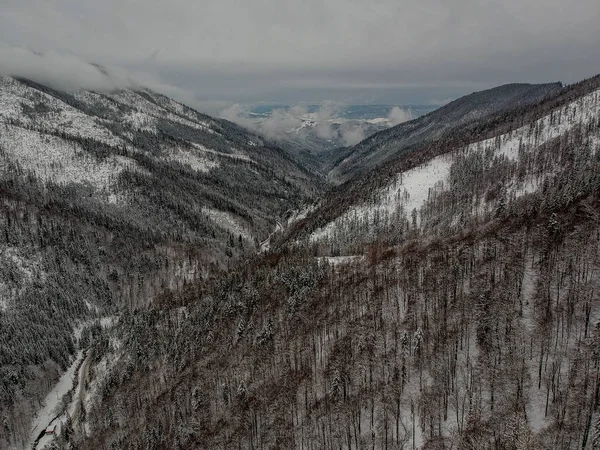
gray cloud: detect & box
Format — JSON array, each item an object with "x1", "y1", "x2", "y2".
[
  {"x1": 0, "y1": 43, "x2": 134, "y2": 92},
  {"x1": 1, "y1": 0, "x2": 599, "y2": 105},
  {"x1": 220, "y1": 103, "x2": 315, "y2": 140},
  {"x1": 314, "y1": 102, "x2": 342, "y2": 140},
  {"x1": 387, "y1": 107, "x2": 413, "y2": 126},
  {"x1": 0, "y1": 43, "x2": 216, "y2": 113},
  {"x1": 340, "y1": 125, "x2": 366, "y2": 146},
  {"x1": 220, "y1": 102, "x2": 370, "y2": 146}
]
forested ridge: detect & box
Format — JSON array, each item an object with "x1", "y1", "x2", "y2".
[
  {"x1": 70, "y1": 166, "x2": 600, "y2": 449},
  {"x1": 325, "y1": 82, "x2": 563, "y2": 184},
  {"x1": 285, "y1": 75, "x2": 600, "y2": 246}
]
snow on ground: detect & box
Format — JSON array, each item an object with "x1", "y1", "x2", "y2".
[
  {"x1": 188, "y1": 142, "x2": 253, "y2": 163},
  {"x1": 122, "y1": 110, "x2": 157, "y2": 132},
  {"x1": 28, "y1": 351, "x2": 84, "y2": 449},
  {"x1": 316, "y1": 255, "x2": 364, "y2": 266},
  {"x1": 202, "y1": 207, "x2": 253, "y2": 242},
  {"x1": 0, "y1": 245, "x2": 44, "y2": 312},
  {"x1": 34, "y1": 353, "x2": 90, "y2": 450},
  {"x1": 310, "y1": 153, "x2": 453, "y2": 241},
  {"x1": 34, "y1": 316, "x2": 118, "y2": 449},
  {"x1": 476, "y1": 88, "x2": 600, "y2": 162},
  {"x1": 0, "y1": 77, "x2": 36, "y2": 121},
  {"x1": 310, "y1": 88, "x2": 600, "y2": 243},
  {"x1": 0, "y1": 77, "x2": 125, "y2": 148},
  {"x1": 73, "y1": 91, "x2": 120, "y2": 114},
  {"x1": 518, "y1": 255, "x2": 557, "y2": 434},
  {"x1": 107, "y1": 90, "x2": 216, "y2": 134},
  {"x1": 0, "y1": 123, "x2": 145, "y2": 197},
  {"x1": 160, "y1": 145, "x2": 220, "y2": 173},
  {"x1": 0, "y1": 91, "x2": 28, "y2": 121}
]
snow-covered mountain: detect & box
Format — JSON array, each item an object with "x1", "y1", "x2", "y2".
[
  {"x1": 308, "y1": 83, "x2": 600, "y2": 251},
  {"x1": 326, "y1": 82, "x2": 563, "y2": 184},
  {"x1": 58, "y1": 76, "x2": 600, "y2": 450},
  {"x1": 4, "y1": 71, "x2": 600, "y2": 450},
  {"x1": 0, "y1": 75, "x2": 323, "y2": 449}
]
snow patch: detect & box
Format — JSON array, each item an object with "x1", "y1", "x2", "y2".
[
  {"x1": 28, "y1": 352, "x2": 84, "y2": 448},
  {"x1": 0, "y1": 123, "x2": 145, "y2": 197},
  {"x1": 316, "y1": 255, "x2": 364, "y2": 266},
  {"x1": 202, "y1": 207, "x2": 253, "y2": 241},
  {"x1": 160, "y1": 146, "x2": 219, "y2": 173}
]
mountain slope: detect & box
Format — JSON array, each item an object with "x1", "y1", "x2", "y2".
[
  {"x1": 326, "y1": 82, "x2": 563, "y2": 184},
  {"x1": 286, "y1": 76, "x2": 599, "y2": 246},
  {"x1": 0, "y1": 75, "x2": 323, "y2": 449},
  {"x1": 63, "y1": 76, "x2": 600, "y2": 449}
]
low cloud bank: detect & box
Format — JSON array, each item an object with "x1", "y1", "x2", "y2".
[
  {"x1": 0, "y1": 43, "x2": 416, "y2": 144},
  {"x1": 221, "y1": 101, "x2": 380, "y2": 146},
  {"x1": 387, "y1": 106, "x2": 413, "y2": 126},
  {"x1": 0, "y1": 43, "x2": 135, "y2": 92},
  {"x1": 0, "y1": 42, "x2": 199, "y2": 108}
]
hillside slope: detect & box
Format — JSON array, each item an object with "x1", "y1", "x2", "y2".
[
  {"x1": 326, "y1": 82, "x2": 562, "y2": 184},
  {"x1": 65, "y1": 77, "x2": 600, "y2": 449},
  {"x1": 0, "y1": 75, "x2": 323, "y2": 449}
]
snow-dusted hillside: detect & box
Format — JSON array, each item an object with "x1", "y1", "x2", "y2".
[
  {"x1": 0, "y1": 76, "x2": 241, "y2": 194},
  {"x1": 327, "y1": 82, "x2": 563, "y2": 184},
  {"x1": 310, "y1": 88, "x2": 600, "y2": 248},
  {"x1": 0, "y1": 75, "x2": 322, "y2": 450}
]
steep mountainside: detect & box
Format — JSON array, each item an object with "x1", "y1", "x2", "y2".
[
  {"x1": 0, "y1": 75, "x2": 322, "y2": 449},
  {"x1": 326, "y1": 82, "x2": 563, "y2": 184},
  {"x1": 63, "y1": 76, "x2": 600, "y2": 449}
]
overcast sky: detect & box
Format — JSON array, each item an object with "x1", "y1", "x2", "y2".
[{"x1": 1, "y1": 0, "x2": 599, "y2": 107}]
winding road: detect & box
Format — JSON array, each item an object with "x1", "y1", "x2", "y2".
[{"x1": 260, "y1": 220, "x2": 283, "y2": 252}]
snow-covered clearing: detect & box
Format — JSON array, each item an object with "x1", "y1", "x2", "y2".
[
  {"x1": 189, "y1": 142, "x2": 253, "y2": 163},
  {"x1": 160, "y1": 145, "x2": 219, "y2": 173},
  {"x1": 0, "y1": 124, "x2": 145, "y2": 197},
  {"x1": 316, "y1": 255, "x2": 363, "y2": 266},
  {"x1": 203, "y1": 207, "x2": 253, "y2": 242}
]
